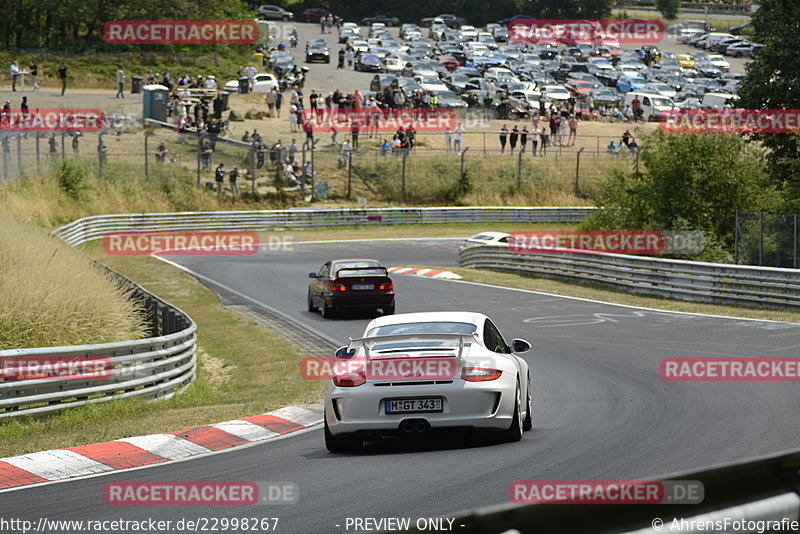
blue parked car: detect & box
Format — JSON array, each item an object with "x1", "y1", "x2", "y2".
[{"x1": 617, "y1": 75, "x2": 648, "y2": 93}]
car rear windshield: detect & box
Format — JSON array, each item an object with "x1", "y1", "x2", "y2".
[
  {"x1": 333, "y1": 261, "x2": 385, "y2": 277},
  {"x1": 366, "y1": 322, "x2": 478, "y2": 353}
]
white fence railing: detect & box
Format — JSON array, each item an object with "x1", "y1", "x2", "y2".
[
  {"x1": 52, "y1": 207, "x2": 596, "y2": 246},
  {"x1": 459, "y1": 245, "x2": 800, "y2": 309}
]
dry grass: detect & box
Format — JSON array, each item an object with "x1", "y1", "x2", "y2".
[{"x1": 0, "y1": 213, "x2": 146, "y2": 349}]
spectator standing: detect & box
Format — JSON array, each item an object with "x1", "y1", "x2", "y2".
[
  {"x1": 244, "y1": 65, "x2": 257, "y2": 91},
  {"x1": 29, "y1": 62, "x2": 39, "y2": 91},
  {"x1": 97, "y1": 140, "x2": 108, "y2": 164},
  {"x1": 337, "y1": 49, "x2": 345, "y2": 69},
  {"x1": 287, "y1": 139, "x2": 298, "y2": 163},
  {"x1": 531, "y1": 126, "x2": 540, "y2": 156},
  {"x1": 350, "y1": 121, "x2": 360, "y2": 148},
  {"x1": 58, "y1": 63, "x2": 68, "y2": 96},
  {"x1": 289, "y1": 104, "x2": 299, "y2": 132},
  {"x1": 453, "y1": 123, "x2": 464, "y2": 154},
  {"x1": 266, "y1": 87, "x2": 278, "y2": 117},
  {"x1": 540, "y1": 129, "x2": 549, "y2": 156},
  {"x1": 346, "y1": 49, "x2": 355, "y2": 69},
  {"x1": 509, "y1": 125, "x2": 519, "y2": 153},
  {"x1": 380, "y1": 139, "x2": 390, "y2": 156},
  {"x1": 538, "y1": 90, "x2": 547, "y2": 114},
  {"x1": 10, "y1": 61, "x2": 19, "y2": 91},
  {"x1": 499, "y1": 125, "x2": 508, "y2": 154},
  {"x1": 520, "y1": 126, "x2": 529, "y2": 154},
  {"x1": 115, "y1": 66, "x2": 125, "y2": 98},
  {"x1": 49, "y1": 134, "x2": 57, "y2": 155},
  {"x1": 303, "y1": 119, "x2": 314, "y2": 150},
  {"x1": 320, "y1": 15, "x2": 327, "y2": 34},
  {"x1": 229, "y1": 167, "x2": 240, "y2": 197},
  {"x1": 568, "y1": 115, "x2": 578, "y2": 146},
  {"x1": 444, "y1": 128, "x2": 451, "y2": 153},
  {"x1": 339, "y1": 138, "x2": 352, "y2": 168},
  {"x1": 72, "y1": 133, "x2": 80, "y2": 155},
  {"x1": 200, "y1": 140, "x2": 213, "y2": 169},
  {"x1": 275, "y1": 90, "x2": 283, "y2": 118},
  {"x1": 20, "y1": 96, "x2": 28, "y2": 117},
  {"x1": 215, "y1": 163, "x2": 225, "y2": 196}
]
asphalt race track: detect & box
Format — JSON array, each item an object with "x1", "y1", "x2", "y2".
[{"x1": 3, "y1": 239, "x2": 799, "y2": 533}]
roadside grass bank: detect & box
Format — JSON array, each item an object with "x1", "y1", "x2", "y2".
[
  {"x1": 0, "y1": 240, "x2": 323, "y2": 458},
  {"x1": 406, "y1": 265, "x2": 800, "y2": 324},
  {"x1": 0, "y1": 212, "x2": 146, "y2": 350}
]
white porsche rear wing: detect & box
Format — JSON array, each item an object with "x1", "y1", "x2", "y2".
[{"x1": 347, "y1": 332, "x2": 480, "y2": 359}]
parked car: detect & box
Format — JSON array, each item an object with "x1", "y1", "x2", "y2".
[
  {"x1": 616, "y1": 74, "x2": 647, "y2": 93},
  {"x1": 223, "y1": 73, "x2": 278, "y2": 93},
  {"x1": 355, "y1": 54, "x2": 384, "y2": 72},
  {"x1": 306, "y1": 43, "x2": 330, "y2": 63},
  {"x1": 257, "y1": 4, "x2": 294, "y2": 21},
  {"x1": 302, "y1": 8, "x2": 335, "y2": 23},
  {"x1": 362, "y1": 14, "x2": 400, "y2": 27},
  {"x1": 420, "y1": 14, "x2": 467, "y2": 29}
]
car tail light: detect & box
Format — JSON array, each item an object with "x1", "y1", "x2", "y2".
[
  {"x1": 333, "y1": 370, "x2": 366, "y2": 387},
  {"x1": 461, "y1": 367, "x2": 502, "y2": 382},
  {"x1": 330, "y1": 284, "x2": 347, "y2": 292},
  {"x1": 379, "y1": 282, "x2": 393, "y2": 290}
]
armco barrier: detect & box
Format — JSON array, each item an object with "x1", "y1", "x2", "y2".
[
  {"x1": 394, "y1": 448, "x2": 800, "y2": 534},
  {"x1": 0, "y1": 266, "x2": 196, "y2": 419},
  {"x1": 52, "y1": 207, "x2": 596, "y2": 246},
  {"x1": 459, "y1": 245, "x2": 800, "y2": 310}
]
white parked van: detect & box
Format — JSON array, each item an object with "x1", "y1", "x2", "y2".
[
  {"x1": 624, "y1": 91, "x2": 675, "y2": 121},
  {"x1": 698, "y1": 33, "x2": 735, "y2": 50}
]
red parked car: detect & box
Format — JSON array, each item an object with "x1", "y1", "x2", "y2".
[
  {"x1": 308, "y1": 259, "x2": 395, "y2": 318},
  {"x1": 303, "y1": 8, "x2": 336, "y2": 23},
  {"x1": 438, "y1": 55, "x2": 459, "y2": 72}
]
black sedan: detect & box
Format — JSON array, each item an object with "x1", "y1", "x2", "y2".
[
  {"x1": 307, "y1": 259, "x2": 395, "y2": 318},
  {"x1": 362, "y1": 14, "x2": 400, "y2": 27},
  {"x1": 306, "y1": 44, "x2": 330, "y2": 63},
  {"x1": 355, "y1": 54, "x2": 384, "y2": 72}
]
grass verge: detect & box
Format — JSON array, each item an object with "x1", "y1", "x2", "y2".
[{"x1": 0, "y1": 241, "x2": 322, "y2": 458}]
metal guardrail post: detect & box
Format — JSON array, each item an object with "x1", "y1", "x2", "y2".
[{"x1": 575, "y1": 147, "x2": 585, "y2": 197}]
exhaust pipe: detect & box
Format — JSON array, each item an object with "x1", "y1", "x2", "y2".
[
  {"x1": 415, "y1": 421, "x2": 428, "y2": 433},
  {"x1": 400, "y1": 421, "x2": 415, "y2": 434}
]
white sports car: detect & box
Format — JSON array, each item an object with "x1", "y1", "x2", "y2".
[{"x1": 324, "y1": 311, "x2": 532, "y2": 452}]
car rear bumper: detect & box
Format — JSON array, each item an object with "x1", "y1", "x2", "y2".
[
  {"x1": 325, "y1": 374, "x2": 517, "y2": 436},
  {"x1": 326, "y1": 292, "x2": 393, "y2": 310}
]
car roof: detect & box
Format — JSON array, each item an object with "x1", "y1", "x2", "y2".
[
  {"x1": 330, "y1": 258, "x2": 383, "y2": 265},
  {"x1": 367, "y1": 311, "x2": 486, "y2": 330}
]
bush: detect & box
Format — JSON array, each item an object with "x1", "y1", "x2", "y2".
[{"x1": 57, "y1": 159, "x2": 89, "y2": 201}]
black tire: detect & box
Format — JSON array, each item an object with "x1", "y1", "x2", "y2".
[
  {"x1": 321, "y1": 299, "x2": 334, "y2": 318},
  {"x1": 499, "y1": 385, "x2": 523, "y2": 442},
  {"x1": 307, "y1": 290, "x2": 317, "y2": 312},
  {"x1": 523, "y1": 374, "x2": 533, "y2": 431},
  {"x1": 383, "y1": 300, "x2": 395, "y2": 315},
  {"x1": 324, "y1": 415, "x2": 362, "y2": 453}
]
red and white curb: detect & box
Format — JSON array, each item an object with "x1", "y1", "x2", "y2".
[
  {"x1": 0, "y1": 405, "x2": 322, "y2": 491},
  {"x1": 388, "y1": 266, "x2": 462, "y2": 280}
]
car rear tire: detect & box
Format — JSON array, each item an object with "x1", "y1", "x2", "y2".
[
  {"x1": 499, "y1": 385, "x2": 524, "y2": 443},
  {"x1": 523, "y1": 374, "x2": 533, "y2": 431},
  {"x1": 324, "y1": 415, "x2": 362, "y2": 453},
  {"x1": 383, "y1": 301, "x2": 395, "y2": 315}
]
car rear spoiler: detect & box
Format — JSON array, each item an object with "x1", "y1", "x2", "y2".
[
  {"x1": 334, "y1": 267, "x2": 389, "y2": 278},
  {"x1": 347, "y1": 332, "x2": 480, "y2": 359}
]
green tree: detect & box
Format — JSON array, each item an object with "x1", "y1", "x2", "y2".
[
  {"x1": 520, "y1": 0, "x2": 613, "y2": 18},
  {"x1": 584, "y1": 131, "x2": 780, "y2": 256},
  {"x1": 655, "y1": 0, "x2": 679, "y2": 19},
  {"x1": 737, "y1": 0, "x2": 800, "y2": 212}
]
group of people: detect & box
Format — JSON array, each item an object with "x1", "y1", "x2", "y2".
[{"x1": 9, "y1": 61, "x2": 67, "y2": 94}]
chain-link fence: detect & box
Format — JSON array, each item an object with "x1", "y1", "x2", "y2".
[{"x1": 735, "y1": 210, "x2": 800, "y2": 268}]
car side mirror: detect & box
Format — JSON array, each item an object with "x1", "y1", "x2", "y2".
[
  {"x1": 512, "y1": 339, "x2": 531, "y2": 353},
  {"x1": 308, "y1": 272, "x2": 317, "y2": 278},
  {"x1": 335, "y1": 346, "x2": 356, "y2": 359}
]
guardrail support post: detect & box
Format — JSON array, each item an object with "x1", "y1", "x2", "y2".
[
  {"x1": 35, "y1": 133, "x2": 40, "y2": 174},
  {"x1": 401, "y1": 149, "x2": 407, "y2": 202},
  {"x1": 759, "y1": 211, "x2": 764, "y2": 266},
  {"x1": 794, "y1": 214, "x2": 798, "y2": 269},
  {"x1": 517, "y1": 149, "x2": 523, "y2": 189},
  {"x1": 144, "y1": 130, "x2": 153, "y2": 179},
  {"x1": 16, "y1": 134, "x2": 22, "y2": 178}
]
